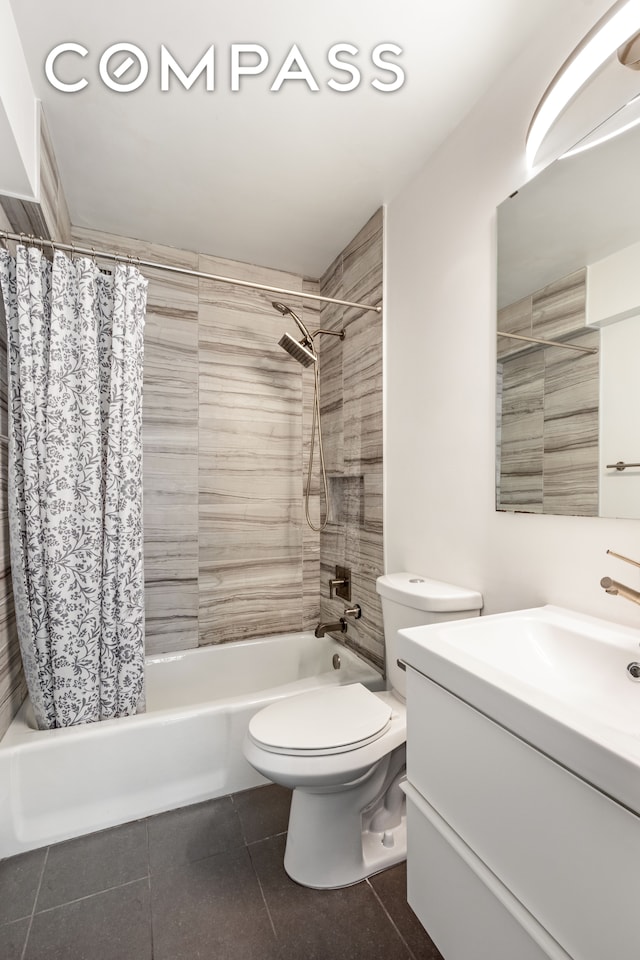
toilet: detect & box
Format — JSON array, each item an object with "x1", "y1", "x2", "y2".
[{"x1": 243, "y1": 572, "x2": 483, "y2": 888}]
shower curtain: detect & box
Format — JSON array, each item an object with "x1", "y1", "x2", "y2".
[{"x1": 0, "y1": 245, "x2": 148, "y2": 730}]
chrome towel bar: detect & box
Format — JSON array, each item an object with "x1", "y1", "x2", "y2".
[{"x1": 606, "y1": 461, "x2": 640, "y2": 471}]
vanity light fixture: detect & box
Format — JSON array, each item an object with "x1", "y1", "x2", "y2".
[{"x1": 526, "y1": 0, "x2": 640, "y2": 168}]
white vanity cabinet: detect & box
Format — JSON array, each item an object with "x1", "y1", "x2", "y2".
[{"x1": 402, "y1": 666, "x2": 640, "y2": 960}]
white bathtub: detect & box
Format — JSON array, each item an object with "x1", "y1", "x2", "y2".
[{"x1": 0, "y1": 632, "x2": 383, "y2": 858}]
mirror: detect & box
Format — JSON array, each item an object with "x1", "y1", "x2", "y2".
[{"x1": 496, "y1": 123, "x2": 640, "y2": 520}]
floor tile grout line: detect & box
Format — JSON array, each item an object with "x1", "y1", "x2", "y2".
[
  {"x1": 246, "y1": 839, "x2": 278, "y2": 941},
  {"x1": 366, "y1": 877, "x2": 419, "y2": 960},
  {"x1": 146, "y1": 819, "x2": 156, "y2": 960},
  {"x1": 229, "y1": 792, "x2": 249, "y2": 846},
  {"x1": 19, "y1": 845, "x2": 49, "y2": 960},
  {"x1": 246, "y1": 829, "x2": 287, "y2": 847},
  {"x1": 30, "y1": 874, "x2": 150, "y2": 917}
]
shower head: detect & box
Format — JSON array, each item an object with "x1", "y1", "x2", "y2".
[
  {"x1": 278, "y1": 331, "x2": 317, "y2": 367},
  {"x1": 273, "y1": 301, "x2": 317, "y2": 366}
]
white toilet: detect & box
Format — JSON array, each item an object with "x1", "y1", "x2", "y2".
[{"x1": 243, "y1": 572, "x2": 483, "y2": 888}]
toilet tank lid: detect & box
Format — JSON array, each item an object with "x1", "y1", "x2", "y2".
[{"x1": 376, "y1": 572, "x2": 483, "y2": 612}]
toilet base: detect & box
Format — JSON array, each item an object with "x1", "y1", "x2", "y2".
[{"x1": 283, "y1": 747, "x2": 407, "y2": 889}]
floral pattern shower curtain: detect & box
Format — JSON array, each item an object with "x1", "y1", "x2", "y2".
[{"x1": 0, "y1": 245, "x2": 148, "y2": 730}]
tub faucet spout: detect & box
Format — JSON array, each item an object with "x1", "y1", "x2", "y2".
[{"x1": 314, "y1": 618, "x2": 347, "y2": 638}]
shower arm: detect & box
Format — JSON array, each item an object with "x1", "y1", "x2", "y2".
[{"x1": 311, "y1": 328, "x2": 346, "y2": 341}]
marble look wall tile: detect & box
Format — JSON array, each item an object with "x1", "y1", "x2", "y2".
[
  {"x1": 498, "y1": 352, "x2": 544, "y2": 512},
  {"x1": 199, "y1": 303, "x2": 301, "y2": 424},
  {"x1": 543, "y1": 331, "x2": 599, "y2": 516},
  {"x1": 532, "y1": 269, "x2": 586, "y2": 341},
  {"x1": 199, "y1": 419, "x2": 301, "y2": 504},
  {"x1": 342, "y1": 210, "x2": 383, "y2": 308},
  {"x1": 343, "y1": 311, "x2": 383, "y2": 472},
  {"x1": 198, "y1": 260, "x2": 309, "y2": 646},
  {"x1": 199, "y1": 252, "x2": 303, "y2": 289},
  {"x1": 542, "y1": 447, "x2": 599, "y2": 517},
  {"x1": 498, "y1": 326, "x2": 598, "y2": 516},
  {"x1": 301, "y1": 283, "x2": 322, "y2": 500},
  {"x1": 78, "y1": 229, "x2": 203, "y2": 656},
  {"x1": 144, "y1": 583, "x2": 199, "y2": 655},
  {"x1": 143, "y1": 498, "x2": 199, "y2": 654},
  {"x1": 200, "y1": 502, "x2": 301, "y2": 565},
  {"x1": 303, "y1": 495, "x2": 321, "y2": 630},
  {"x1": 318, "y1": 305, "x2": 345, "y2": 475},
  {"x1": 342, "y1": 211, "x2": 383, "y2": 475},
  {"x1": 363, "y1": 473, "x2": 383, "y2": 533},
  {"x1": 543, "y1": 332, "x2": 599, "y2": 425},
  {"x1": 497, "y1": 296, "x2": 532, "y2": 360},
  {"x1": 318, "y1": 209, "x2": 384, "y2": 672},
  {"x1": 0, "y1": 589, "x2": 24, "y2": 740},
  {"x1": 72, "y1": 227, "x2": 200, "y2": 272},
  {"x1": 320, "y1": 249, "x2": 343, "y2": 301},
  {"x1": 142, "y1": 260, "x2": 199, "y2": 655},
  {"x1": 199, "y1": 558, "x2": 303, "y2": 645},
  {"x1": 0, "y1": 196, "x2": 48, "y2": 239}
]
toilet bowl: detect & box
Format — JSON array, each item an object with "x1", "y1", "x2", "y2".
[{"x1": 243, "y1": 572, "x2": 483, "y2": 889}]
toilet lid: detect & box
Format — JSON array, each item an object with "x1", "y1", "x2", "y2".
[{"x1": 248, "y1": 683, "x2": 392, "y2": 756}]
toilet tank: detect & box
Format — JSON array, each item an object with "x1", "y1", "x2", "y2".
[{"x1": 376, "y1": 573, "x2": 483, "y2": 699}]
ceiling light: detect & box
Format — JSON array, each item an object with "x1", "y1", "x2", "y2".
[{"x1": 526, "y1": 0, "x2": 640, "y2": 168}]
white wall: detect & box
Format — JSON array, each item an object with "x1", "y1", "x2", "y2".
[
  {"x1": 0, "y1": 0, "x2": 39, "y2": 198},
  {"x1": 385, "y1": 0, "x2": 640, "y2": 627}
]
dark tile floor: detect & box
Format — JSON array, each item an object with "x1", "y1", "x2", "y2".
[{"x1": 0, "y1": 784, "x2": 444, "y2": 960}]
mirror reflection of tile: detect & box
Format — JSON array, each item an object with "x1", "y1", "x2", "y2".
[{"x1": 497, "y1": 268, "x2": 599, "y2": 517}]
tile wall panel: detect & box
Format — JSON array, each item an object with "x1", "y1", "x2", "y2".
[
  {"x1": 497, "y1": 270, "x2": 599, "y2": 518},
  {"x1": 198, "y1": 255, "x2": 320, "y2": 645},
  {"x1": 497, "y1": 296, "x2": 532, "y2": 360},
  {"x1": 66, "y1": 236, "x2": 322, "y2": 651},
  {"x1": 532, "y1": 269, "x2": 587, "y2": 342},
  {"x1": 73, "y1": 228, "x2": 200, "y2": 655},
  {"x1": 319, "y1": 209, "x2": 384, "y2": 672},
  {"x1": 543, "y1": 330, "x2": 599, "y2": 516},
  {"x1": 498, "y1": 351, "x2": 544, "y2": 513},
  {"x1": 301, "y1": 281, "x2": 322, "y2": 629}
]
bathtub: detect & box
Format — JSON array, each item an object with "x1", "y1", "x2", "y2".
[{"x1": 0, "y1": 631, "x2": 383, "y2": 858}]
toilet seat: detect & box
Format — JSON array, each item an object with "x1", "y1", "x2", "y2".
[{"x1": 248, "y1": 683, "x2": 392, "y2": 756}]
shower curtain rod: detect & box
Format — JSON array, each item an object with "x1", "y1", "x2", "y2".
[
  {"x1": 0, "y1": 229, "x2": 382, "y2": 314},
  {"x1": 497, "y1": 330, "x2": 597, "y2": 355}
]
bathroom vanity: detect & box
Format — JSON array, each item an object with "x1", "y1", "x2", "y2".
[{"x1": 398, "y1": 606, "x2": 640, "y2": 960}]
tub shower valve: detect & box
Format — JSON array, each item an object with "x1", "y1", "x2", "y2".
[
  {"x1": 329, "y1": 565, "x2": 351, "y2": 601},
  {"x1": 343, "y1": 604, "x2": 362, "y2": 620}
]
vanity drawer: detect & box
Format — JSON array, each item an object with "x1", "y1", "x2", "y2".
[
  {"x1": 404, "y1": 784, "x2": 569, "y2": 960},
  {"x1": 406, "y1": 667, "x2": 640, "y2": 960}
]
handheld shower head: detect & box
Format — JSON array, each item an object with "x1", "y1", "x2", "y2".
[
  {"x1": 278, "y1": 332, "x2": 317, "y2": 367},
  {"x1": 273, "y1": 301, "x2": 317, "y2": 366}
]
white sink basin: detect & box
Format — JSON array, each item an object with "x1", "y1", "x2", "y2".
[{"x1": 398, "y1": 605, "x2": 640, "y2": 814}]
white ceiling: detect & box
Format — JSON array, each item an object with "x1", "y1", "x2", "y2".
[{"x1": 11, "y1": 0, "x2": 560, "y2": 277}]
